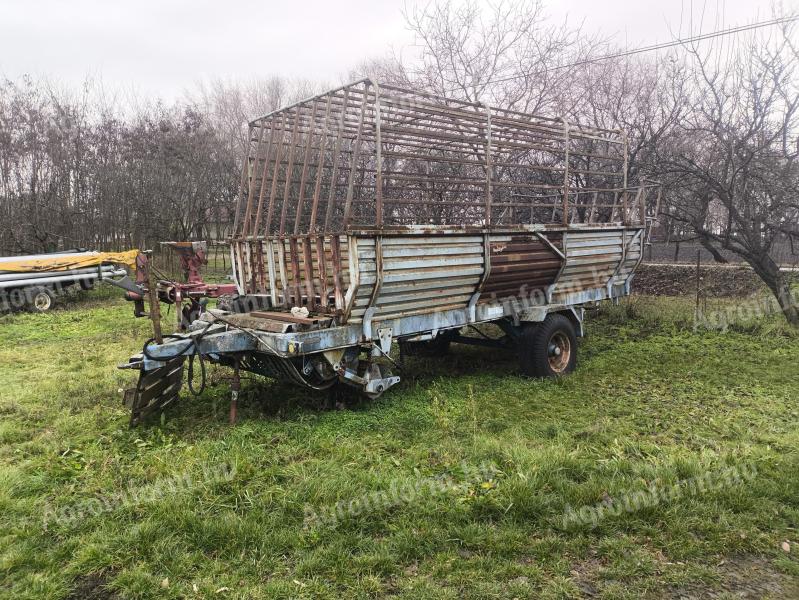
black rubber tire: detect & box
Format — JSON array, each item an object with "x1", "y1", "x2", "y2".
[
  {"x1": 216, "y1": 294, "x2": 236, "y2": 312},
  {"x1": 518, "y1": 313, "x2": 577, "y2": 378},
  {"x1": 399, "y1": 330, "x2": 455, "y2": 357},
  {"x1": 26, "y1": 287, "x2": 55, "y2": 312},
  {"x1": 327, "y1": 382, "x2": 365, "y2": 408}
]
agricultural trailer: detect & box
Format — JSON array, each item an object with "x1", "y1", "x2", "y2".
[
  {"x1": 0, "y1": 249, "x2": 136, "y2": 312},
  {"x1": 121, "y1": 79, "x2": 660, "y2": 426}
]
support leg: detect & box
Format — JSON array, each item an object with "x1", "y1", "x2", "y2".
[{"x1": 230, "y1": 359, "x2": 240, "y2": 424}]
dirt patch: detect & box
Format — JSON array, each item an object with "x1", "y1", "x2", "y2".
[
  {"x1": 66, "y1": 572, "x2": 119, "y2": 600},
  {"x1": 567, "y1": 554, "x2": 798, "y2": 599},
  {"x1": 633, "y1": 264, "x2": 765, "y2": 298},
  {"x1": 569, "y1": 556, "x2": 606, "y2": 597},
  {"x1": 661, "y1": 555, "x2": 799, "y2": 600}
]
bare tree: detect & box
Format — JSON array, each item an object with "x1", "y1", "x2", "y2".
[
  {"x1": 187, "y1": 77, "x2": 322, "y2": 156},
  {"x1": 656, "y1": 17, "x2": 799, "y2": 326},
  {"x1": 362, "y1": 0, "x2": 594, "y2": 114},
  {"x1": 0, "y1": 77, "x2": 239, "y2": 254}
]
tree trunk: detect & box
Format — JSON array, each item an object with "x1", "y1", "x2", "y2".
[
  {"x1": 760, "y1": 268, "x2": 799, "y2": 327},
  {"x1": 748, "y1": 258, "x2": 799, "y2": 328},
  {"x1": 698, "y1": 235, "x2": 729, "y2": 264},
  {"x1": 772, "y1": 274, "x2": 799, "y2": 328}
]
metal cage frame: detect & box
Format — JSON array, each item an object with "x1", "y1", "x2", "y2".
[{"x1": 232, "y1": 78, "x2": 657, "y2": 240}]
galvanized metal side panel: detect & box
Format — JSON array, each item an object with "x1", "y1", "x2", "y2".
[
  {"x1": 230, "y1": 226, "x2": 644, "y2": 327},
  {"x1": 349, "y1": 237, "x2": 376, "y2": 320},
  {"x1": 350, "y1": 234, "x2": 484, "y2": 322},
  {"x1": 551, "y1": 229, "x2": 625, "y2": 304},
  {"x1": 613, "y1": 229, "x2": 643, "y2": 286}
]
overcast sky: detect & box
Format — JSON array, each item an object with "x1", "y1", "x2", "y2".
[{"x1": 0, "y1": 0, "x2": 787, "y2": 101}]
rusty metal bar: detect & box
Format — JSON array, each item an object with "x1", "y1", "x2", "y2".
[
  {"x1": 343, "y1": 86, "x2": 368, "y2": 228},
  {"x1": 294, "y1": 100, "x2": 319, "y2": 235},
  {"x1": 331, "y1": 235, "x2": 344, "y2": 310},
  {"x1": 302, "y1": 238, "x2": 316, "y2": 310},
  {"x1": 309, "y1": 97, "x2": 333, "y2": 232},
  {"x1": 260, "y1": 112, "x2": 288, "y2": 236},
  {"x1": 288, "y1": 238, "x2": 302, "y2": 306},
  {"x1": 374, "y1": 82, "x2": 384, "y2": 228},
  {"x1": 279, "y1": 111, "x2": 302, "y2": 235},
  {"x1": 255, "y1": 242, "x2": 267, "y2": 292},
  {"x1": 247, "y1": 121, "x2": 276, "y2": 238},
  {"x1": 240, "y1": 124, "x2": 267, "y2": 238},
  {"x1": 484, "y1": 104, "x2": 493, "y2": 227},
  {"x1": 232, "y1": 126, "x2": 252, "y2": 236},
  {"x1": 247, "y1": 242, "x2": 258, "y2": 292},
  {"x1": 323, "y1": 88, "x2": 350, "y2": 233},
  {"x1": 276, "y1": 241, "x2": 290, "y2": 305},
  {"x1": 315, "y1": 236, "x2": 329, "y2": 309}
]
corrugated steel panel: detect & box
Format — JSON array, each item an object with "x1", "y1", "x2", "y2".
[
  {"x1": 348, "y1": 237, "x2": 376, "y2": 320},
  {"x1": 613, "y1": 230, "x2": 643, "y2": 286},
  {"x1": 551, "y1": 229, "x2": 626, "y2": 303},
  {"x1": 350, "y1": 234, "x2": 484, "y2": 321},
  {"x1": 480, "y1": 233, "x2": 563, "y2": 301},
  {"x1": 233, "y1": 225, "x2": 645, "y2": 326}
]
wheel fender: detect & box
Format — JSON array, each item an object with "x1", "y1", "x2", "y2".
[{"x1": 517, "y1": 306, "x2": 584, "y2": 337}]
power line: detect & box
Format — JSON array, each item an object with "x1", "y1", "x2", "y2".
[{"x1": 443, "y1": 14, "x2": 798, "y2": 92}]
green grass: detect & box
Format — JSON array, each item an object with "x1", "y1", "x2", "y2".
[{"x1": 1, "y1": 292, "x2": 798, "y2": 599}]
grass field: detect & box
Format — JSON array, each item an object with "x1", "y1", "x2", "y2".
[{"x1": 1, "y1": 290, "x2": 798, "y2": 599}]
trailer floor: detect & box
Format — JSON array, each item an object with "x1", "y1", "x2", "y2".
[{"x1": 1, "y1": 292, "x2": 798, "y2": 599}]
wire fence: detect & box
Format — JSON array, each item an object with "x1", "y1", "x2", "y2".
[{"x1": 644, "y1": 239, "x2": 799, "y2": 268}]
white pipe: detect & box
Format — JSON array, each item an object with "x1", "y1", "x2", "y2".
[
  {"x1": 0, "y1": 269, "x2": 126, "y2": 290},
  {"x1": 0, "y1": 265, "x2": 117, "y2": 281}
]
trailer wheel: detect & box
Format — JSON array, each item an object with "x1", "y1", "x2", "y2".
[
  {"x1": 26, "y1": 287, "x2": 55, "y2": 312},
  {"x1": 518, "y1": 314, "x2": 577, "y2": 378}
]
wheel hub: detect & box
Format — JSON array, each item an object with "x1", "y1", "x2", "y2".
[
  {"x1": 34, "y1": 292, "x2": 51, "y2": 311},
  {"x1": 547, "y1": 332, "x2": 571, "y2": 373}
]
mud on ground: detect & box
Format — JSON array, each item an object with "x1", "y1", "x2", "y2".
[{"x1": 633, "y1": 264, "x2": 767, "y2": 298}]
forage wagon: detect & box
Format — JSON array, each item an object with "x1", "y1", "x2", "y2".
[{"x1": 121, "y1": 78, "x2": 659, "y2": 425}]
